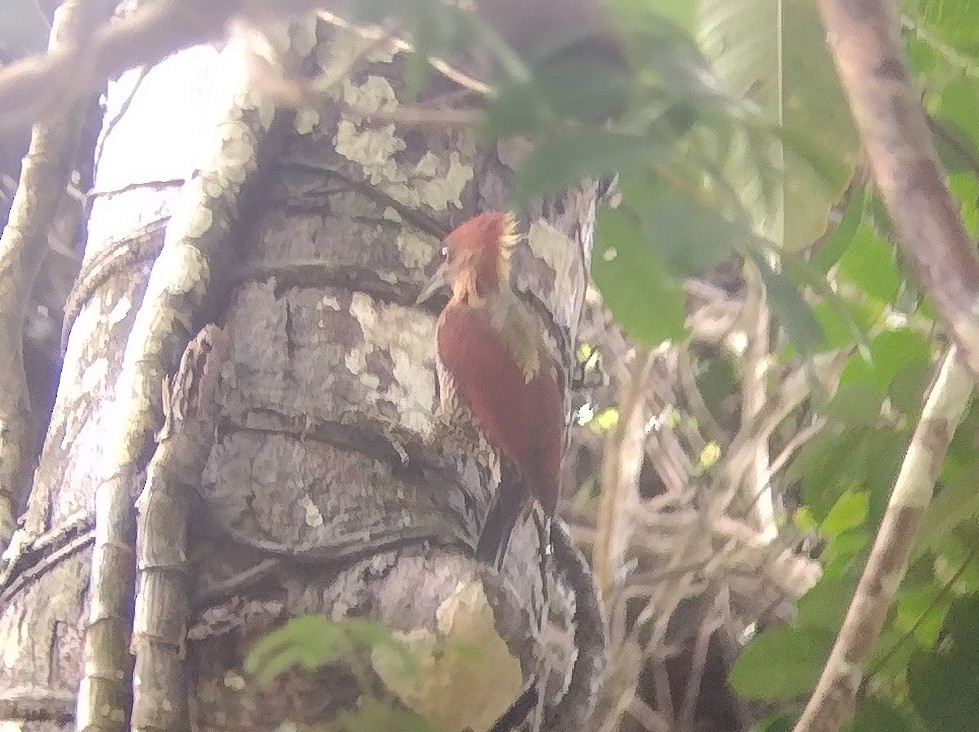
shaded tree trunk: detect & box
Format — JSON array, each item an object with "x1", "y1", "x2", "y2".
[{"x1": 0, "y1": 14, "x2": 604, "y2": 732}]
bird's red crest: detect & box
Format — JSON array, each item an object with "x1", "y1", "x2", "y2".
[
  {"x1": 442, "y1": 212, "x2": 517, "y2": 297},
  {"x1": 444, "y1": 211, "x2": 518, "y2": 258}
]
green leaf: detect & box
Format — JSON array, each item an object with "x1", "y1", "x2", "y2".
[
  {"x1": 820, "y1": 529, "x2": 871, "y2": 577},
  {"x1": 730, "y1": 625, "x2": 832, "y2": 699},
  {"x1": 888, "y1": 361, "x2": 933, "y2": 417},
  {"x1": 896, "y1": 579, "x2": 950, "y2": 647},
  {"x1": 862, "y1": 427, "x2": 914, "y2": 523},
  {"x1": 837, "y1": 222, "x2": 901, "y2": 303},
  {"x1": 484, "y1": 56, "x2": 632, "y2": 139},
  {"x1": 811, "y1": 301, "x2": 854, "y2": 351},
  {"x1": 509, "y1": 130, "x2": 668, "y2": 208},
  {"x1": 841, "y1": 329, "x2": 932, "y2": 391},
  {"x1": 698, "y1": 0, "x2": 859, "y2": 249},
  {"x1": 930, "y1": 118, "x2": 979, "y2": 176},
  {"x1": 642, "y1": 34, "x2": 748, "y2": 115},
  {"x1": 844, "y1": 695, "x2": 913, "y2": 732},
  {"x1": 750, "y1": 252, "x2": 824, "y2": 353},
  {"x1": 336, "y1": 697, "x2": 444, "y2": 732},
  {"x1": 246, "y1": 615, "x2": 343, "y2": 684},
  {"x1": 825, "y1": 383, "x2": 885, "y2": 427},
  {"x1": 245, "y1": 616, "x2": 414, "y2": 685},
  {"x1": 820, "y1": 489, "x2": 870, "y2": 538},
  {"x1": 949, "y1": 170, "x2": 979, "y2": 240},
  {"x1": 624, "y1": 0, "x2": 697, "y2": 33},
  {"x1": 782, "y1": 251, "x2": 872, "y2": 356},
  {"x1": 637, "y1": 189, "x2": 749, "y2": 277},
  {"x1": 810, "y1": 185, "x2": 867, "y2": 274},
  {"x1": 593, "y1": 206, "x2": 687, "y2": 345},
  {"x1": 797, "y1": 575, "x2": 859, "y2": 633},
  {"x1": 904, "y1": 0, "x2": 979, "y2": 57},
  {"x1": 909, "y1": 594, "x2": 979, "y2": 730},
  {"x1": 791, "y1": 426, "x2": 905, "y2": 529},
  {"x1": 786, "y1": 429, "x2": 853, "y2": 518},
  {"x1": 697, "y1": 355, "x2": 737, "y2": 415},
  {"x1": 913, "y1": 458, "x2": 979, "y2": 561},
  {"x1": 748, "y1": 711, "x2": 797, "y2": 732}
]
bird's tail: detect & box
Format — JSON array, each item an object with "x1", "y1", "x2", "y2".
[
  {"x1": 475, "y1": 466, "x2": 528, "y2": 570},
  {"x1": 476, "y1": 466, "x2": 554, "y2": 571},
  {"x1": 476, "y1": 488, "x2": 522, "y2": 571}
]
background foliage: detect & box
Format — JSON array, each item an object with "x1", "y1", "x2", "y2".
[{"x1": 3, "y1": 0, "x2": 979, "y2": 729}]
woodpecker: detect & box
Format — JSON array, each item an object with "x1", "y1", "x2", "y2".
[{"x1": 417, "y1": 212, "x2": 564, "y2": 568}]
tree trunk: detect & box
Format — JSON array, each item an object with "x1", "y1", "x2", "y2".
[{"x1": 0, "y1": 14, "x2": 604, "y2": 732}]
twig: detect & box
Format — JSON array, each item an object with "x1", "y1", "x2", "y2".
[
  {"x1": 817, "y1": 0, "x2": 979, "y2": 381},
  {"x1": 592, "y1": 349, "x2": 655, "y2": 603},
  {"x1": 764, "y1": 417, "x2": 826, "y2": 484},
  {"x1": 626, "y1": 698, "x2": 672, "y2": 732},
  {"x1": 0, "y1": 0, "x2": 118, "y2": 546},
  {"x1": 92, "y1": 65, "x2": 149, "y2": 164},
  {"x1": 794, "y1": 347, "x2": 973, "y2": 732},
  {"x1": 0, "y1": 510, "x2": 91, "y2": 590},
  {"x1": 316, "y1": 11, "x2": 494, "y2": 95}
]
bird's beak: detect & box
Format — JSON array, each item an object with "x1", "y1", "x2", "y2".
[{"x1": 416, "y1": 259, "x2": 450, "y2": 305}]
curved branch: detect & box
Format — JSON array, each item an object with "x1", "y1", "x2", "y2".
[
  {"x1": 794, "y1": 348, "x2": 973, "y2": 732},
  {"x1": 817, "y1": 0, "x2": 979, "y2": 382},
  {"x1": 0, "y1": 0, "x2": 495, "y2": 129}
]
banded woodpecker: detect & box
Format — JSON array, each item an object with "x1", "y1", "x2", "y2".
[{"x1": 418, "y1": 211, "x2": 564, "y2": 568}]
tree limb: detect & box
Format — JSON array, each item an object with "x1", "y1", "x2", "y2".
[
  {"x1": 794, "y1": 347, "x2": 973, "y2": 732},
  {"x1": 817, "y1": 0, "x2": 979, "y2": 382},
  {"x1": 0, "y1": 0, "x2": 497, "y2": 129}
]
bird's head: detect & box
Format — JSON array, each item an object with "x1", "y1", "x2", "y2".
[{"x1": 417, "y1": 211, "x2": 518, "y2": 305}]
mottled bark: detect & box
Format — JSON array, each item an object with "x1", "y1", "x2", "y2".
[{"x1": 1, "y1": 14, "x2": 604, "y2": 732}]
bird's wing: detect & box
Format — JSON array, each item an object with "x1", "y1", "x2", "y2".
[{"x1": 437, "y1": 303, "x2": 547, "y2": 490}]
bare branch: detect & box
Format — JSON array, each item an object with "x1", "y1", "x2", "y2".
[
  {"x1": 794, "y1": 348, "x2": 973, "y2": 732},
  {"x1": 817, "y1": 0, "x2": 979, "y2": 382},
  {"x1": 740, "y1": 264, "x2": 774, "y2": 538},
  {"x1": 593, "y1": 350, "x2": 655, "y2": 603},
  {"x1": 0, "y1": 0, "x2": 497, "y2": 130}
]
